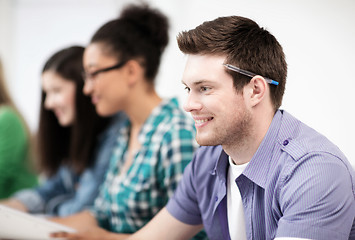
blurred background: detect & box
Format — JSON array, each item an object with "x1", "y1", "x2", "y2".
[{"x1": 0, "y1": 0, "x2": 354, "y2": 166}]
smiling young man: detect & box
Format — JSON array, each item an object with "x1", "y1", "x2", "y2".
[{"x1": 126, "y1": 16, "x2": 355, "y2": 240}]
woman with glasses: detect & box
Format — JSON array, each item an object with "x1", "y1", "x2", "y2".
[
  {"x1": 0, "y1": 58, "x2": 38, "y2": 199},
  {"x1": 50, "y1": 3, "x2": 205, "y2": 240},
  {"x1": 1, "y1": 46, "x2": 125, "y2": 216}
]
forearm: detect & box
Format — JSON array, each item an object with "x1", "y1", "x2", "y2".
[
  {"x1": 50, "y1": 226, "x2": 132, "y2": 240},
  {"x1": 50, "y1": 210, "x2": 98, "y2": 232},
  {"x1": 126, "y1": 208, "x2": 202, "y2": 240},
  {"x1": 12, "y1": 188, "x2": 45, "y2": 213},
  {"x1": 102, "y1": 233, "x2": 131, "y2": 240},
  {"x1": 58, "y1": 172, "x2": 103, "y2": 216},
  {"x1": 0, "y1": 198, "x2": 28, "y2": 212}
]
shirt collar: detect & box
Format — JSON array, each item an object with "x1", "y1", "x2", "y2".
[
  {"x1": 242, "y1": 110, "x2": 284, "y2": 189},
  {"x1": 211, "y1": 146, "x2": 229, "y2": 183}
]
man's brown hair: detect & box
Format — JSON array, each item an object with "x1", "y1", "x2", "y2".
[{"x1": 177, "y1": 16, "x2": 287, "y2": 110}]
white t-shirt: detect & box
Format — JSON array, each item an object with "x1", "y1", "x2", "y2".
[
  {"x1": 227, "y1": 156, "x2": 248, "y2": 240},
  {"x1": 227, "y1": 157, "x2": 311, "y2": 240}
]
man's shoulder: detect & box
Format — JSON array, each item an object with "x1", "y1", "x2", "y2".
[
  {"x1": 276, "y1": 111, "x2": 354, "y2": 194},
  {"x1": 279, "y1": 110, "x2": 346, "y2": 161}
]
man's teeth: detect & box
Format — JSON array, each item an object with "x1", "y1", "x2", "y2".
[{"x1": 195, "y1": 119, "x2": 209, "y2": 124}]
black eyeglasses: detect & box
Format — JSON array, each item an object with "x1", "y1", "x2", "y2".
[{"x1": 82, "y1": 61, "x2": 127, "y2": 82}]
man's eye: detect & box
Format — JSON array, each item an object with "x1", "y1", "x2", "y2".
[
  {"x1": 184, "y1": 86, "x2": 190, "y2": 93},
  {"x1": 200, "y1": 86, "x2": 210, "y2": 92}
]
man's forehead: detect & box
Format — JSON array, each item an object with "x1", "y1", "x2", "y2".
[{"x1": 182, "y1": 54, "x2": 228, "y2": 83}]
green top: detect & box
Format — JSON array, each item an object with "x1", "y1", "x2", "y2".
[{"x1": 0, "y1": 106, "x2": 38, "y2": 198}]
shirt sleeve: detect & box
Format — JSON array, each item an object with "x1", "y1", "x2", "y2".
[
  {"x1": 0, "y1": 108, "x2": 31, "y2": 198},
  {"x1": 15, "y1": 163, "x2": 106, "y2": 217},
  {"x1": 276, "y1": 152, "x2": 355, "y2": 239},
  {"x1": 0, "y1": 108, "x2": 26, "y2": 166},
  {"x1": 14, "y1": 168, "x2": 69, "y2": 214},
  {"x1": 54, "y1": 130, "x2": 114, "y2": 216},
  {"x1": 32, "y1": 114, "x2": 119, "y2": 216},
  {"x1": 55, "y1": 163, "x2": 108, "y2": 216}
]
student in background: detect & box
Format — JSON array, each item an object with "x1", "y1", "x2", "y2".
[
  {"x1": 1, "y1": 46, "x2": 125, "y2": 216},
  {"x1": 0, "y1": 57, "x2": 38, "y2": 199},
  {"x1": 50, "y1": 3, "x2": 206, "y2": 240}
]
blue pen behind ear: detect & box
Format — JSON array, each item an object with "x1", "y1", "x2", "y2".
[{"x1": 223, "y1": 64, "x2": 279, "y2": 86}]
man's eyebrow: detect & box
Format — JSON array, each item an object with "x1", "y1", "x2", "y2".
[{"x1": 181, "y1": 79, "x2": 213, "y2": 86}]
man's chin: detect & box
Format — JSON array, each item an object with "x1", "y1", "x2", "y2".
[{"x1": 196, "y1": 137, "x2": 218, "y2": 146}]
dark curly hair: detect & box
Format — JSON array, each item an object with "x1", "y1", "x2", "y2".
[{"x1": 90, "y1": 3, "x2": 169, "y2": 84}]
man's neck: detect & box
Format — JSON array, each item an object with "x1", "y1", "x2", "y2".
[
  {"x1": 223, "y1": 137, "x2": 257, "y2": 165},
  {"x1": 224, "y1": 110, "x2": 275, "y2": 165}
]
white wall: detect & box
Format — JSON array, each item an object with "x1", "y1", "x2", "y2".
[{"x1": 0, "y1": 0, "x2": 354, "y2": 166}]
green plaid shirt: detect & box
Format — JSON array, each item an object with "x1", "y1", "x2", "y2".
[{"x1": 92, "y1": 98, "x2": 198, "y2": 233}]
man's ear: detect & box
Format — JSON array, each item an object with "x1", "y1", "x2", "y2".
[{"x1": 246, "y1": 76, "x2": 267, "y2": 107}]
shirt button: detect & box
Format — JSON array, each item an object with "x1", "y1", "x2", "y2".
[
  {"x1": 283, "y1": 140, "x2": 289, "y2": 146},
  {"x1": 215, "y1": 196, "x2": 218, "y2": 202}
]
